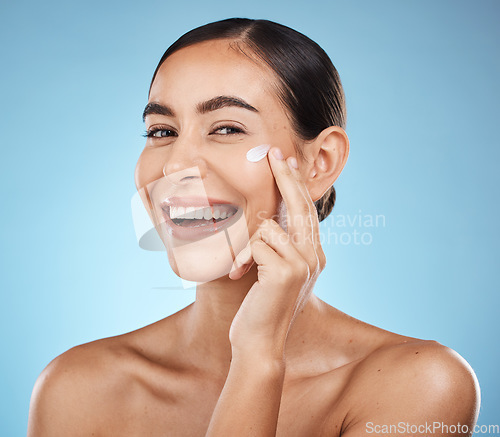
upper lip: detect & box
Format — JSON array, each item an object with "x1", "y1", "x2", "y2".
[{"x1": 160, "y1": 196, "x2": 240, "y2": 211}]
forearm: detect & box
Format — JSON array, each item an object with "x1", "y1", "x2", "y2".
[{"x1": 205, "y1": 354, "x2": 286, "y2": 436}]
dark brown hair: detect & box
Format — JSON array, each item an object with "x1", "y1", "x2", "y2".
[{"x1": 148, "y1": 18, "x2": 346, "y2": 222}]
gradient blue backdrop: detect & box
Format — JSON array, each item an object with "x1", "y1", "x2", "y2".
[{"x1": 1, "y1": 0, "x2": 498, "y2": 435}]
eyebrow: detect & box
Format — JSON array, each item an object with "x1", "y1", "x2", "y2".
[{"x1": 142, "y1": 95, "x2": 259, "y2": 122}]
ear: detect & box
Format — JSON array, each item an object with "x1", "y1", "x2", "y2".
[{"x1": 304, "y1": 126, "x2": 349, "y2": 202}]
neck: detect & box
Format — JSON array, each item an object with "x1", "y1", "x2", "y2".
[{"x1": 181, "y1": 263, "x2": 326, "y2": 381}]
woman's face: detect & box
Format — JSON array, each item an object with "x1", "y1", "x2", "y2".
[{"x1": 135, "y1": 39, "x2": 302, "y2": 283}]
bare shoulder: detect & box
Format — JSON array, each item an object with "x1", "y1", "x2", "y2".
[
  {"x1": 340, "y1": 339, "x2": 481, "y2": 436},
  {"x1": 27, "y1": 309, "x2": 188, "y2": 437},
  {"x1": 27, "y1": 335, "x2": 148, "y2": 437}
]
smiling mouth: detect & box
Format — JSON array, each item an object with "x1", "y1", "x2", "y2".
[{"x1": 165, "y1": 204, "x2": 239, "y2": 228}]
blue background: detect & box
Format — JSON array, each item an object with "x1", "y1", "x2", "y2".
[{"x1": 1, "y1": 0, "x2": 498, "y2": 435}]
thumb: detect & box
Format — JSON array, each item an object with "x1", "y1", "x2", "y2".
[{"x1": 229, "y1": 240, "x2": 253, "y2": 280}]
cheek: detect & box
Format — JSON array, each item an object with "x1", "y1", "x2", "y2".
[
  {"x1": 228, "y1": 157, "x2": 280, "y2": 224},
  {"x1": 135, "y1": 151, "x2": 164, "y2": 191},
  {"x1": 134, "y1": 152, "x2": 158, "y2": 190}
]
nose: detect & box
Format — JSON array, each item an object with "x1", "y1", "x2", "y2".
[
  {"x1": 162, "y1": 138, "x2": 208, "y2": 186},
  {"x1": 163, "y1": 163, "x2": 205, "y2": 186}
]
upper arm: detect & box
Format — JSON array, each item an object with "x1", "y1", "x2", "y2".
[
  {"x1": 27, "y1": 346, "x2": 105, "y2": 437},
  {"x1": 340, "y1": 341, "x2": 480, "y2": 437}
]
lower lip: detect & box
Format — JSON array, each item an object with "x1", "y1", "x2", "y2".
[{"x1": 161, "y1": 207, "x2": 243, "y2": 241}]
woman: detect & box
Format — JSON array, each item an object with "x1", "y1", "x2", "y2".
[{"x1": 28, "y1": 18, "x2": 480, "y2": 436}]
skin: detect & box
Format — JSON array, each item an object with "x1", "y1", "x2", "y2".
[{"x1": 27, "y1": 39, "x2": 480, "y2": 436}]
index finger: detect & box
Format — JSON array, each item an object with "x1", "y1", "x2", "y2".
[
  {"x1": 284, "y1": 155, "x2": 326, "y2": 268},
  {"x1": 267, "y1": 147, "x2": 319, "y2": 254}
]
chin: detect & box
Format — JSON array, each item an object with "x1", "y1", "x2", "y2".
[
  {"x1": 171, "y1": 261, "x2": 233, "y2": 284},
  {"x1": 165, "y1": 236, "x2": 235, "y2": 284},
  {"x1": 161, "y1": 210, "x2": 252, "y2": 284}
]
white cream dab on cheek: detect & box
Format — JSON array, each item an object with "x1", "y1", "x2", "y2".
[{"x1": 246, "y1": 144, "x2": 271, "y2": 162}]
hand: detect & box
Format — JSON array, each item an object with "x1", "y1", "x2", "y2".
[{"x1": 228, "y1": 147, "x2": 327, "y2": 361}]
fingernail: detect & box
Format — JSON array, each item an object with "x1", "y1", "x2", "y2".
[
  {"x1": 229, "y1": 261, "x2": 240, "y2": 278},
  {"x1": 234, "y1": 251, "x2": 246, "y2": 266},
  {"x1": 230, "y1": 258, "x2": 240, "y2": 271},
  {"x1": 272, "y1": 147, "x2": 284, "y2": 160},
  {"x1": 235, "y1": 244, "x2": 251, "y2": 266},
  {"x1": 288, "y1": 157, "x2": 298, "y2": 169}
]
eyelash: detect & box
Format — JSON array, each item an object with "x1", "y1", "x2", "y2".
[{"x1": 142, "y1": 125, "x2": 245, "y2": 138}]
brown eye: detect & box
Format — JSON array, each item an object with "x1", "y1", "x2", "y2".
[
  {"x1": 143, "y1": 128, "x2": 177, "y2": 138},
  {"x1": 212, "y1": 126, "x2": 245, "y2": 135}
]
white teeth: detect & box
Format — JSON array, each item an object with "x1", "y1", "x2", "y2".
[
  {"x1": 169, "y1": 205, "x2": 236, "y2": 220},
  {"x1": 169, "y1": 206, "x2": 196, "y2": 219}
]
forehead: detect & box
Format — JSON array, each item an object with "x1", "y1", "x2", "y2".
[{"x1": 149, "y1": 39, "x2": 282, "y2": 111}]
